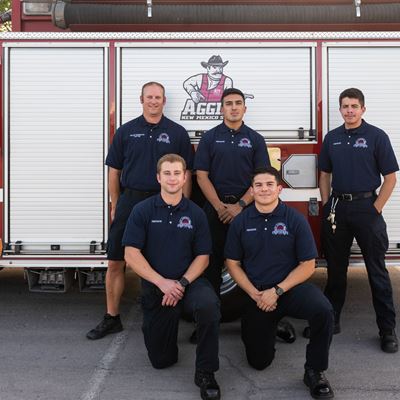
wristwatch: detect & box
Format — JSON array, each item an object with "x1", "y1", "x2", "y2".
[
  {"x1": 274, "y1": 285, "x2": 284, "y2": 296},
  {"x1": 178, "y1": 277, "x2": 190, "y2": 288},
  {"x1": 238, "y1": 199, "x2": 247, "y2": 208}
]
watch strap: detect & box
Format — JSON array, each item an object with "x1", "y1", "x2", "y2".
[
  {"x1": 179, "y1": 277, "x2": 190, "y2": 288},
  {"x1": 238, "y1": 199, "x2": 247, "y2": 208}
]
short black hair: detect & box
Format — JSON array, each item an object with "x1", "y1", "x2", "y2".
[
  {"x1": 251, "y1": 166, "x2": 281, "y2": 185},
  {"x1": 221, "y1": 88, "x2": 245, "y2": 105},
  {"x1": 339, "y1": 88, "x2": 365, "y2": 108}
]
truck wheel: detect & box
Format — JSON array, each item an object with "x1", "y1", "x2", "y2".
[{"x1": 220, "y1": 267, "x2": 246, "y2": 322}]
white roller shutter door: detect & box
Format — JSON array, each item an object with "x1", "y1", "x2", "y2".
[
  {"x1": 117, "y1": 43, "x2": 316, "y2": 142},
  {"x1": 4, "y1": 45, "x2": 108, "y2": 255},
  {"x1": 324, "y1": 44, "x2": 400, "y2": 251}
]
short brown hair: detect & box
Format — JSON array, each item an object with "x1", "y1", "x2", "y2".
[
  {"x1": 141, "y1": 81, "x2": 165, "y2": 97},
  {"x1": 157, "y1": 153, "x2": 186, "y2": 173}
]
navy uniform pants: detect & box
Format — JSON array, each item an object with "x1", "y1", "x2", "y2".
[
  {"x1": 202, "y1": 201, "x2": 230, "y2": 295},
  {"x1": 241, "y1": 283, "x2": 334, "y2": 371},
  {"x1": 141, "y1": 277, "x2": 220, "y2": 372},
  {"x1": 322, "y1": 196, "x2": 396, "y2": 333}
]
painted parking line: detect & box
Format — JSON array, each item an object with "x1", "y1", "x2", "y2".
[{"x1": 80, "y1": 305, "x2": 139, "y2": 400}]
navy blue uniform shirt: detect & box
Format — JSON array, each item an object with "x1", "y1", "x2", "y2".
[
  {"x1": 224, "y1": 201, "x2": 317, "y2": 287},
  {"x1": 194, "y1": 122, "x2": 270, "y2": 196},
  {"x1": 319, "y1": 120, "x2": 399, "y2": 193},
  {"x1": 106, "y1": 115, "x2": 194, "y2": 191},
  {"x1": 122, "y1": 194, "x2": 212, "y2": 280}
]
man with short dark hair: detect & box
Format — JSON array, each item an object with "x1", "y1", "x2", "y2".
[
  {"x1": 194, "y1": 87, "x2": 295, "y2": 343},
  {"x1": 123, "y1": 154, "x2": 221, "y2": 400},
  {"x1": 312, "y1": 87, "x2": 399, "y2": 353},
  {"x1": 225, "y1": 166, "x2": 334, "y2": 400},
  {"x1": 87, "y1": 82, "x2": 194, "y2": 340}
]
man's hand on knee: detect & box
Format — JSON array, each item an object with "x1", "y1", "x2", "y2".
[
  {"x1": 158, "y1": 278, "x2": 184, "y2": 301},
  {"x1": 161, "y1": 293, "x2": 179, "y2": 307},
  {"x1": 257, "y1": 289, "x2": 278, "y2": 312}
]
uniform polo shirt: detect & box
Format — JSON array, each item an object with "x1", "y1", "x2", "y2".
[
  {"x1": 319, "y1": 120, "x2": 399, "y2": 193},
  {"x1": 106, "y1": 115, "x2": 194, "y2": 192},
  {"x1": 224, "y1": 201, "x2": 317, "y2": 287},
  {"x1": 194, "y1": 122, "x2": 270, "y2": 196},
  {"x1": 122, "y1": 194, "x2": 211, "y2": 280}
]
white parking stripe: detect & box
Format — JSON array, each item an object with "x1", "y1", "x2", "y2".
[{"x1": 80, "y1": 305, "x2": 139, "y2": 400}]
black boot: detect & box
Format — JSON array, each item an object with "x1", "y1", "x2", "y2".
[
  {"x1": 195, "y1": 370, "x2": 221, "y2": 400},
  {"x1": 86, "y1": 314, "x2": 123, "y2": 340},
  {"x1": 380, "y1": 329, "x2": 398, "y2": 353},
  {"x1": 276, "y1": 319, "x2": 296, "y2": 343},
  {"x1": 303, "y1": 368, "x2": 334, "y2": 399}
]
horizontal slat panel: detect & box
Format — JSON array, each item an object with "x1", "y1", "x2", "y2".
[
  {"x1": 8, "y1": 47, "x2": 106, "y2": 248},
  {"x1": 120, "y1": 46, "x2": 314, "y2": 136}
]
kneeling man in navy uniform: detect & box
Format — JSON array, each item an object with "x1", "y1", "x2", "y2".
[
  {"x1": 123, "y1": 153, "x2": 221, "y2": 400},
  {"x1": 225, "y1": 167, "x2": 334, "y2": 399}
]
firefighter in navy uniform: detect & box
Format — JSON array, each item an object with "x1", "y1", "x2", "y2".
[
  {"x1": 307, "y1": 88, "x2": 398, "y2": 353},
  {"x1": 87, "y1": 82, "x2": 193, "y2": 340},
  {"x1": 123, "y1": 154, "x2": 221, "y2": 400},
  {"x1": 194, "y1": 87, "x2": 296, "y2": 343},
  {"x1": 225, "y1": 167, "x2": 334, "y2": 400}
]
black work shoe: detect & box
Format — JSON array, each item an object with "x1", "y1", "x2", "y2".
[
  {"x1": 303, "y1": 322, "x2": 341, "y2": 339},
  {"x1": 195, "y1": 370, "x2": 221, "y2": 400},
  {"x1": 189, "y1": 329, "x2": 198, "y2": 345},
  {"x1": 303, "y1": 369, "x2": 334, "y2": 399},
  {"x1": 276, "y1": 319, "x2": 296, "y2": 343},
  {"x1": 380, "y1": 330, "x2": 399, "y2": 353},
  {"x1": 86, "y1": 314, "x2": 123, "y2": 340}
]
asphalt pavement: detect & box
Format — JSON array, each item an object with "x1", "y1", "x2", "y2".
[{"x1": 1, "y1": 266, "x2": 400, "y2": 400}]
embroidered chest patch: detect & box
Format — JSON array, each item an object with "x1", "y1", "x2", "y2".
[
  {"x1": 353, "y1": 138, "x2": 368, "y2": 148},
  {"x1": 238, "y1": 138, "x2": 252, "y2": 148},
  {"x1": 272, "y1": 223, "x2": 289, "y2": 236},
  {"x1": 177, "y1": 216, "x2": 193, "y2": 229},
  {"x1": 157, "y1": 132, "x2": 170, "y2": 144}
]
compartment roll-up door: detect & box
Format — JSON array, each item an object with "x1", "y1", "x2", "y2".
[
  {"x1": 117, "y1": 43, "x2": 316, "y2": 143},
  {"x1": 4, "y1": 45, "x2": 108, "y2": 255},
  {"x1": 325, "y1": 44, "x2": 400, "y2": 252}
]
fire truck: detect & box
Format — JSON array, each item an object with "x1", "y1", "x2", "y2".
[{"x1": 1, "y1": 1, "x2": 400, "y2": 316}]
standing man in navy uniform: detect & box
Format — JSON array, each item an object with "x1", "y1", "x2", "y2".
[
  {"x1": 87, "y1": 82, "x2": 193, "y2": 340},
  {"x1": 194, "y1": 87, "x2": 295, "y2": 342},
  {"x1": 225, "y1": 167, "x2": 334, "y2": 400},
  {"x1": 123, "y1": 154, "x2": 221, "y2": 400},
  {"x1": 317, "y1": 88, "x2": 398, "y2": 353}
]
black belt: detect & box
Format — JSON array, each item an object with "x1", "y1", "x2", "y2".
[
  {"x1": 332, "y1": 191, "x2": 375, "y2": 201},
  {"x1": 219, "y1": 194, "x2": 240, "y2": 204},
  {"x1": 255, "y1": 284, "x2": 273, "y2": 291},
  {"x1": 218, "y1": 192, "x2": 246, "y2": 204},
  {"x1": 124, "y1": 188, "x2": 158, "y2": 197}
]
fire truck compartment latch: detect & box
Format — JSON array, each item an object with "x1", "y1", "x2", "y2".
[{"x1": 308, "y1": 197, "x2": 319, "y2": 216}]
